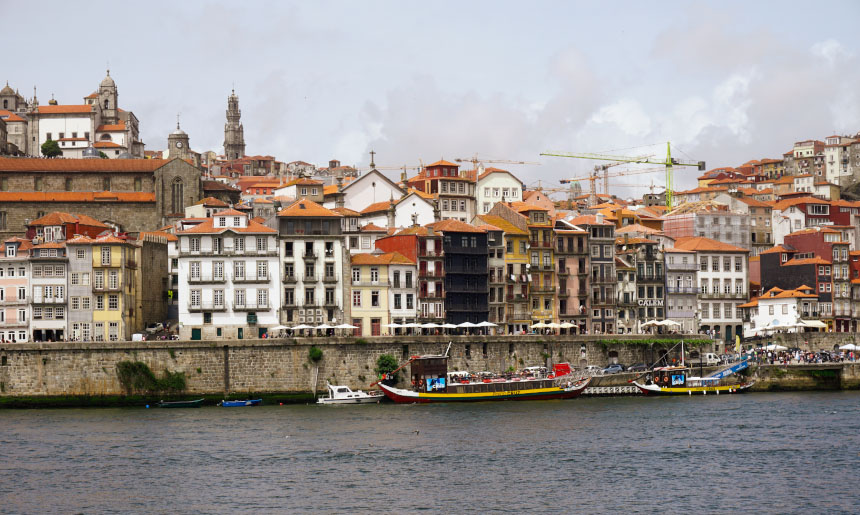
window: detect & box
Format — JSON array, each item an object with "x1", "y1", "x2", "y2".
[
  {"x1": 370, "y1": 267, "x2": 379, "y2": 283},
  {"x1": 234, "y1": 237, "x2": 245, "y2": 253},
  {"x1": 700, "y1": 257, "x2": 707, "y2": 271},
  {"x1": 96, "y1": 295, "x2": 104, "y2": 310},
  {"x1": 108, "y1": 270, "x2": 118, "y2": 289},
  {"x1": 190, "y1": 261, "x2": 201, "y2": 280},
  {"x1": 352, "y1": 290, "x2": 361, "y2": 307},
  {"x1": 406, "y1": 294, "x2": 414, "y2": 309},
  {"x1": 371, "y1": 290, "x2": 380, "y2": 307},
  {"x1": 394, "y1": 294, "x2": 402, "y2": 309},
  {"x1": 190, "y1": 237, "x2": 200, "y2": 252},
  {"x1": 257, "y1": 289, "x2": 268, "y2": 308},
  {"x1": 76, "y1": 249, "x2": 86, "y2": 259},
  {"x1": 108, "y1": 322, "x2": 118, "y2": 342},
  {"x1": 234, "y1": 261, "x2": 245, "y2": 279},
  {"x1": 256, "y1": 261, "x2": 268, "y2": 280},
  {"x1": 256, "y1": 237, "x2": 267, "y2": 252},
  {"x1": 103, "y1": 176, "x2": 111, "y2": 191},
  {"x1": 304, "y1": 287, "x2": 315, "y2": 305}
]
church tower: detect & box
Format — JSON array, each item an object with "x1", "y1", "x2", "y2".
[
  {"x1": 168, "y1": 120, "x2": 191, "y2": 161},
  {"x1": 98, "y1": 69, "x2": 118, "y2": 125},
  {"x1": 223, "y1": 89, "x2": 245, "y2": 159}
]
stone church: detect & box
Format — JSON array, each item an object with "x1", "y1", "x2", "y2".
[
  {"x1": 223, "y1": 89, "x2": 245, "y2": 159},
  {"x1": 0, "y1": 155, "x2": 202, "y2": 240}
]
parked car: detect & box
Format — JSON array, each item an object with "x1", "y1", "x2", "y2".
[
  {"x1": 627, "y1": 363, "x2": 649, "y2": 373},
  {"x1": 145, "y1": 322, "x2": 164, "y2": 334},
  {"x1": 583, "y1": 365, "x2": 603, "y2": 375},
  {"x1": 602, "y1": 364, "x2": 626, "y2": 375}
]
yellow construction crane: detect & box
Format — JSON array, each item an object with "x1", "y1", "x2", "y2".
[
  {"x1": 541, "y1": 142, "x2": 705, "y2": 208},
  {"x1": 454, "y1": 155, "x2": 540, "y2": 170}
]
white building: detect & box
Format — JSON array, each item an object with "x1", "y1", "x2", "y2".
[
  {"x1": 387, "y1": 253, "x2": 418, "y2": 326},
  {"x1": 674, "y1": 236, "x2": 749, "y2": 344},
  {"x1": 339, "y1": 169, "x2": 405, "y2": 213},
  {"x1": 358, "y1": 191, "x2": 436, "y2": 229},
  {"x1": 741, "y1": 286, "x2": 818, "y2": 338},
  {"x1": 476, "y1": 167, "x2": 523, "y2": 215},
  {"x1": 275, "y1": 199, "x2": 347, "y2": 327},
  {"x1": 824, "y1": 135, "x2": 856, "y2": 186},
  {"x1": 177, "y1": 209, "x2": 279, "y2": 340}
]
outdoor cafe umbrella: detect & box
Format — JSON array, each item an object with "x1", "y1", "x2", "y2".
[
  {"x1": 421, "y1": 322, "x2": 443, "y2": 328},
  {"x1": 559, "y1": 322, "x2": 575, "y2": 329},
  {"x1": 335, "y1": 323, "x2": 358, "y2": 329},
  {"x1": 765, "y1": 344, "x2": 787, "y2": 351},
  {"x1": 475, "y1": 321, "x2": 497, "y2": 327},
  {"x1": 839, "y1": 343, "x2": 857, "y2": 351},
  {"x1": 441, "y1": 323, "x2": 458, "y2": 329},
  {"x1": 315, "y1": 323, "x2": 334, "y2": 330},
  {"x1": 662, "y1": 319, "x2": 682, "y2": 327},
  {"x1": 383, "y1": 322, "x2": 402, "y2": 328},
  {"x1": 292, "y1": 324, "x2": 313, "y2": 330},
  {"x1": 271, "y1": 325, "x2": 289, "y2": 331},
  {"x1": 457, "y1": 322, "x2": 479, "y2": 328},
  {"x1": 530, "y1": 321, "x2": 548, "y2": 329},
  {"x1": 545, "y1": 322, "x2": 561, "y2": 329}
]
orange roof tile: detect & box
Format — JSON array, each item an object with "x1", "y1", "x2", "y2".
[
  {"x1": 194, "y1": 196, "x2": 229, "y2": 207},
  {"x1": 475, "y1": 215, "x2": 528, "y2": 235},
  {"x1": 323, "y1": 185, "x2": 339, "y2": 195},
  {"x1": 0, "y1": 110, "x2": 26, "y2": 122},
  {"x1": 783, "y1": 257, "x2": 831, "y2": 266},
  {"x1": 673, "y1": 236, "x2": 748, "y2": 253},
  {"x1": 0, "y1": 192, "x2": 154, "y2": 203},
  {"x1": 29, "y1": 212, "x2": 107, "y2": 227},
  {"x1": 0, "y1": 157, "x2": 166, "y2": 172},
  {"x1": 139, "y1": 230, "x2": 178, "y2": 242},
  {"x1": 32, "y1": 242, "x2": 66, "y2": 249},
  {"x1": 277, "y1": 198, "x2": 342, "y2": 218},
  {"x1": 360, "y1": 223, "x2": 387, "y2": 232},
  {"x1": 569, "y1": 214, "x2": 612, "y2": 226},
  {"x1": 361, "y1": 201, "x2": 392, "y2": 214},
  {"x1": 212, "y1": 208, "x2": 247, "y2": 217},
  {"x1": 37, "y1": 104, "x2": 93, "y2": 114},
  {"x1": 760, "y1": 245, "x2": 791, "y2": 255},
  {"x1": 96, "y1": 123, "x2": 126, "y2": 132},
  {"x1": 773, "y1": 196, "x2": 829, "y2": 211},
  {"x1": 93, "y1": 141, "x2": 123, "y2": 148},
  {"x1": 331, "y1": 207, "x2": 361, "y2": 217},
  {"x1": 178, "y1": 217, "x2": 275, "y2": 235},
  {"x1": 426, "y1": 219, "x2": 486, "y2": 233},
  {"x1": 615, "y1": 223, "x2": 661, "y2": 235},
  {"x1": 426, "y1": 160, "x2": 459, "y2": 168}
]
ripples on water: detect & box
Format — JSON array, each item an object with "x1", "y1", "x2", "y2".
[{"x1": 2, "y1": 392, "x2": 859, "y2": 513}]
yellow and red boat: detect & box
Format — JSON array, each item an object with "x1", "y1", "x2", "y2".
[
  {"x1": 376, "y1": 353, "x2": 591, "y2": 404},
  {"x1": 632, "y1": 366, "x2": 754, "y2": 396}
]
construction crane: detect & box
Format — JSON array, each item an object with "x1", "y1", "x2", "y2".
[
  {"x1": 541, "y1": 142, "x2": 705, "y2": 208},
  {"x1": 552, "y1": 166, "x2": 663, "y2": 206},
  {"x1": 454, "y1": 155, "x2": 540, "y2": 172}
]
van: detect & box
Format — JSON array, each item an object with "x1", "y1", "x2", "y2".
[{"x1": 692, "y1": 352, "x2": 720, "y2": 366}]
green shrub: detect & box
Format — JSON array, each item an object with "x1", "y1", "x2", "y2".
[
  {"x1": 375, "y1": 354, "x2": 398, "y2": 376},
  {"x1": 308, "y1": 346, "x2": 323, "y2": 363},
  {"x1": 116, "y1": 361, "x2": 186, "y2": 395}
]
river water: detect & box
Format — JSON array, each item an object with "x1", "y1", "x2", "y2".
[{"x1": 2, "y1": 392, "x2": 859, "y2": 514}]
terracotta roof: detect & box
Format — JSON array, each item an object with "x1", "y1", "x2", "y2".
[
  {"x1": 615, "y1": 237, "x2": 658, "y2": 245},
  {"x1": 0, "y1": 110, "x2": 26, "y2": 122},
  {"x1": 0, "y1": 192, "x2": 154, "y2": 203},
  {"x1": 673, "y1": 236, "x2": 748, "y2": 253},
  {"x1": 476, "y1": 215, "x2": 528, "y2": 235},
  {"x1": 475, "y1": 223, "x2": 503, "y2": 232},
  {"x1": 93, "y1": 141, "x2": 123, "y2": 149},
  {"x1": 361, "y1": 201, "x2": 392, "y2": 215},
  {"x1": 32, "y1": 242, "x2": 66, "y2": 249},
  {"x1": 509, "y1": 200, "x2": 548, "y2": 213},
  {"x1": 253, "y1": 198, "x2": 273, "y2": 204},
  {"x1": 426, "y1": 219, "x2": 486, "y2": 233},
  {"x1": 350, "y1": 252, "x2": 414, "y2": 265},
  {"x1": 194, "y1": 196, "x2": 229, "y2": 207},
  {"x1": 476, "y1": 167, "x2": 512, "y2": 180},
  {"x1": 406, "y1": 187, "x2": 435, "y2": 200},
  {"x1": 783, "y1": 257, "x2": 831, "y2": 266},
  {"x1": 664, "y1": 248, "x2": 694, "y2": 253},
  {"x1": 615, "y1": 223, "x2": 661, "y2": 235},
  {"x1": 323, "y1": 185, "x2": 339, "y2": 195},
  {"x1": 57, "y1": 137, "x2": 88, "y2": 142},
  {"x1": 29, "y1": 212, "x2": 107, "y2": 227},
  {"x1": 426, "y1": 160, "x2": 459, "y2": 168},
  {"x1": 202, "y1": 180, "x2": 240, "y2": 192},
  {"x1": 568, "y1": 214, "x2": 612, "y2": 226},
  {"x1": 735, "y1": 197, "x2": 771, "y2": 208},
  {"x1": 738, "y1": 298, "x2": 758, "y2": 308},
  {"x1": 178, "y1": 217, "x2": 275, "y2": 235},
  {"x1": 360, "y1": 223, "x2": 388, "y2": 232},
  {"x1": 381, "y1": 251, "x2": 415, "y2": 265},
  {"x1": 96, "y1": 123, "x2": 126, "y2": 132},
  {"x1": 284, "y1": 178, "x2": 323, "y2": 187},
  {"x1": 393, "y1": 225, "x2": 437, "y2": 237},
  {"x1": 773, "y1": 196, "x2": 829, "y2": 211},
  {"x1": 760, "y1": 245, "x2": 791, "y2": 255},
  {"x1": 331, "y1": 207, "x2": 361, "y2": 217},
  {"x1": 0, "y1": 237, "x2": 34, "y2": 253},
  {"x1": 0, "y1": 157, "x2": 166, "y2": 172},
  {"x1": 277, "y1": 198, "x2": 342, "y2": 218},
  {"x1": 212, "y1": 208, "x2": 247, "y2": 217},
  {"x1": 37, "y1": 104, "x2": 93, "y2": 114}
]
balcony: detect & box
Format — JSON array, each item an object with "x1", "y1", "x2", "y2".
[
  {"x1": 418, "y1": 248, "x2": 441, "y2": 257},
  {"x1": 419, "y1": 269, "x2": 443, "y2": 278},
  {"x1": 557, "y1": 267, "x2": 569, "y2": 276},
  {"x1": 529, "y1": 240, "x2": 552, "y2": 248},
  {"x1": 322, "y1": 274, "x2": 339, "y2": 283},
  {"x1": 0, "y1": 320, "x2": 28, "y2": 328},
  {"x1": 324, "y1": 299, "x2": 339, "y2": 308},
  {"x1": 92, "y1": 284, "x2": 122, "y2": 292},
  {"x1": 0, "y1": 297, "x2": 28, "y2": 305},
  {"x1": 667, "y1": 286, "x2": 697, "y2": 295},
  {"x1": 32, "y1": 297, "x2": 65, "y2": 304},
  {"x1": 532, "y1": 263, "x2": 554, "y2": 272},
  {"x1": 282, "y1": 275, "x2": 299, "y2": 283},
  {"x1": 188, "y1": 275, "x2": 226, "y2": 284},
  {"x1": 187, "y1": 302, "x2": 227, "y2": 312},
  {"x1": 125, "y1": 260, "x2": 137, "y2": 269},
  {"x1": 303, "y1": 250, "x2": 317, "y2": 259},
  {"x1": 232, "y1": 273, "x2": 271, "y2": 283},
  {"x1": 418, "y1": 291, "x2": 445, "y2": 299},
  {"x1": 700, "y1": 291, "x2": 746, "y2": 300},
  {"x1": 352, "y1": 279, "x2": 389, "y2": 287},
  {"x1": 233, "y1": 301, "x2": 270, "y2": 311},
  {"x1": 637, "y1": 274, "x2": 664, "y2": 282}
]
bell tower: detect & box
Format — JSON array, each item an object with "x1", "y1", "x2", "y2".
[
  {"x1": 223, "y1": 89, "x2": 246, "y2": 159},
  {"x1": 168, "y1": 117, "x2": 191, "y2": 160},
  {"x1": 98, "y1": 69, "x2": 118, "y2": 124}
]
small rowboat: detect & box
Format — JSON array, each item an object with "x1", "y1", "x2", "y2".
[
  {"x1": 157, "y1": 398, "x2": 204, "y2": 408},
  {"x1": 219, "y1": 399, "x2": 262, "y2": 407}
]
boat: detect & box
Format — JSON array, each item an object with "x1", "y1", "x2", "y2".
[
  {"x1": 317, "y1": 383, "x2": 385, "y2": 405},
  {"x1": 632, "y1": 340, "x2": 754, "y2": 395},
  {"x1": 219, "y1": 399, "x2": 262, "y2": 407},
  {"x1": 375, "y1": 347, "x2": 590, "y2": 404},
  {"x1": 157, "y1": 398, "x2": 204, "y2": 408}
]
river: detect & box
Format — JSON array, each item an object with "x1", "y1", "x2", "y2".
[{"x1": 2, "y1": 392, "x2": 859, "y2": 513}]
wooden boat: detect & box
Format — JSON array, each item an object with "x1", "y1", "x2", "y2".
[
  {"x1": 632, "y1": 366, "x2": 754, "y2": 395},
  {"x1": 376, "y1": 350, "x2": 590, "y2": 404},
  {"x1": 157, "y1": 398, "x2": 204, "y2": 408},
  {"x1": 219, "y1": 399, "x2": 262, "y2": 407},
  {"x1": 317, "y1": 384, "x2": 385, "y2": 405}
]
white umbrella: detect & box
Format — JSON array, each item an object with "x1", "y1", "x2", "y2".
[
  {"x1": 271, "y1": 325, "x2": 289, "y2": 331},
  {"x1": 441, "y1": 323, "x2": 458, "y2": 329},
  {"x1": 476, "y1": 321, "x2": 498, "y2": 327},
  {"x1": 335, "y1": 323, "x2": 358, "y2": 329},
  {"x1": 531, "y1": 321, "x2": 548, "y2": 329},
  {"x1": 292, "y1": 324, "x2": 313, "y2": 330},
  {"x1": 315, "y1": 323, "x2": 334, "y2": 330},
  {"x1": 421, "y1": 322, "x2": 442, "y2": 328},
  {"x1": 640, "y1": 320, "x2": 659, "y2": 328},
  {"x1": 765, "y1": 344, "x2": 787, "y2": 351},
  {"x1": 838, "y1": 343, "x2": 856, "y2": 351},
  {"x1": 457, "y1": 321, "x2": 479, "y2": 328},
  {"x1": 662, "y1": 319, "x2": 682, "y2": 327},
  {"x1": 546, "y1": 322, "x2": 561, "y2": 329},
  {"x1": 559, "y1": 322, "x2": 575, "y2": 329},
  {"x1": 402, "y1": 322, "x2": 422, "y2": 328},
  {"x1": 383, "y1": 322, "x2": 401, "y2": 328}
]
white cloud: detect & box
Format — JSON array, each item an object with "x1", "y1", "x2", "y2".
[
  {"x1": 589, "y1": 98, "x2": 652, "y2": 137},
  {"x1": 811, "y1": 39, "x2": 851, "y2": 64}
]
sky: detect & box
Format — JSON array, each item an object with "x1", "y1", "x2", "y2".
[{"x1": 5, "y1": 0, "x2": 860, "y2": 198}]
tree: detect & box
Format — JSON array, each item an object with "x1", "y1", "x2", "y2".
[
  {"x1": 98, "y1": 151, "x2": 108, "y2": 159},
  {"x1": 375, "y1": 354, "x2": 398, "y2": 376},
  {"x1": 41, "y1": 139, "x2": 62, "y2": 158}
]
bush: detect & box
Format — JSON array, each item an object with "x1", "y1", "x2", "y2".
[
  {"x1": 375, "y1": 354, "x2": 398, "y2": 376},
  {"x1": 308, "y1": 346, "x2": 323, "y2": 363},
  {"x1": 116, "y1": 361, "x2": 186, "y2": 395}
]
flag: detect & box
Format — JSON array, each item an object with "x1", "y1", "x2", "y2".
[{"x1": 735, "y1": 334, "x2": 741, "y2": 352}]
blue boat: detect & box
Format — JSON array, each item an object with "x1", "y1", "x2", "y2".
[{"x1": 218, "y1": 399, "x2": 262, "y2": 407}]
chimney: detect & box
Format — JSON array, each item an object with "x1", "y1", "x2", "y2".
[
  {"x1": 387, "y1": 194, "x2": 396, "y2": 230},
  {"x1": 433, "y1": 199, "x2": 441, "y2": 222}
]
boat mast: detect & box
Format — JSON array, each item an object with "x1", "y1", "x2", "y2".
[{"x1": 681, "y1": 340, "x2": 685, "y2": 367}]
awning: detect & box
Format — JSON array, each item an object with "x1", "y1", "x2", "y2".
[{"x1": 799, "y1": 320, "x2": 827, "y2": 329}]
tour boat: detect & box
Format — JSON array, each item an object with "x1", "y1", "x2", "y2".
[
  {"x1": 375, "y1": 350, "x2": 590, "y2": 404},
  {"x1": 632, "y1": 366, "x2": 754, "y2": 395},
  {"x1": 317, "y1": 384, "x2": 385, "y2": 405},
  {"x1": 218, "y1": 398, "x2": 262, "y2": 407}
]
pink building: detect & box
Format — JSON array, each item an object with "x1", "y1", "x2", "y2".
[{"x1": 0, "y1": 238, "x2": 32, "y2": 342}]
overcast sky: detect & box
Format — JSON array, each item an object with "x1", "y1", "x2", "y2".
[{"x1": 6, "y1": 1, "x2": 860, "y2": 197}]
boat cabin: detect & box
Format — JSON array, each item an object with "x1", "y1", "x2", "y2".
[
  {"x1": 410, "y1": 356, "x2": 449, "y2": 393},
  {"x1": 650, "y1": 366, "x2": 689, "y2": 388}
]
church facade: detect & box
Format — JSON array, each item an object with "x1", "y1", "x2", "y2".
[{"x1": 0, "y1": 71, "x2": 144, "y2": 158}]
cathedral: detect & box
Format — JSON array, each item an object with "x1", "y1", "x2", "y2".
[
  {"x1": 0, "y1": 71, "x2": 145, "y2": 158},
  {"x1": 223, "y1": 89, "x2": 245, "y2": 159}
]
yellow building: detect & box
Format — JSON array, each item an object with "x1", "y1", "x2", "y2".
[
  {"x1": 509, "y1": 202, "x2": 555, "y2": 324},
  {"x1": 86, "y1": 235, "x2": 138, "y2": 341},
  {"x1": 348, "y1": 253, "x2": 394, "y2": 336},
  {"x1": 476, "y1": 213, "x2": 530, "y2": 333}
]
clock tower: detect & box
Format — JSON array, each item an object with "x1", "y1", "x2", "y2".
[{"x1": 167, "y1": 120, "x2": 191, "y2": 161}]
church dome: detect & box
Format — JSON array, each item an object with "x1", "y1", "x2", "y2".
[
  {"x1": 117, "y1": 151, "x2": 132, "y2": 159},
  {"x1": 100, "y1": 71, "x2": 116, "y2": 88},
  {"x1": 0, "y1": 82, "x2": 15, "y2": 95},
  {"x1": 82, "y1": 146, "x2": 100, "y2": 159},
  {"x1": 171, "y1": 126, "x2": 187, "y2": 136}
]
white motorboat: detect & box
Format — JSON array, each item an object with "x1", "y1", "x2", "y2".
[{"x1": 317, "y1": 383, "x2": 385, "y2": 405}]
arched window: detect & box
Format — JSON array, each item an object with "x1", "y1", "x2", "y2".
[
  {"x1": 2, "y1": 99, "x2": 7, "y2": 109},
  {"x1": 100, "y1": 134, "x2": 112, "y2": 141},
  {"x1": 104, "y1": 99, "x2": 110, "y2": 109},
  {"x1": 171, "y1": 177, "x2": 184, "y2": 214}
]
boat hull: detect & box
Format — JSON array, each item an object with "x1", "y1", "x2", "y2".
[
  {"x1": 157, "y1": 398, "x2": 204, "y2": 408},
  {"x1": 632, "y1": 381, "x2": 754, "y2": 396},
  {"x1": 219, "y1": 399, "x2": 262, "y2": 407},
  {"x1": 317, "y1": 394, "x2": 384, "y2": 405},
  {"x1": 379, "y1": 377, "x2": 591, "y2": 404}
]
